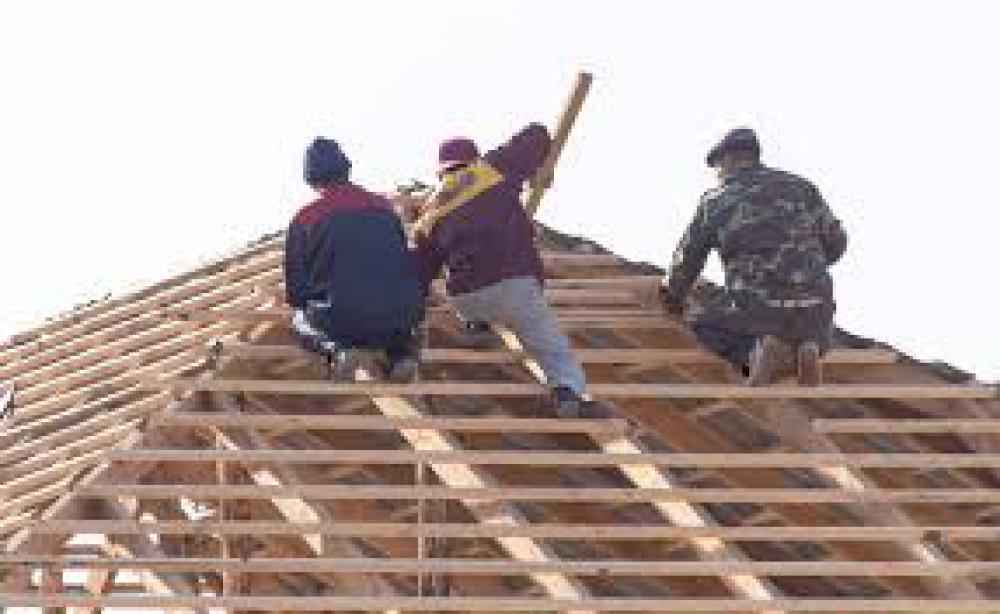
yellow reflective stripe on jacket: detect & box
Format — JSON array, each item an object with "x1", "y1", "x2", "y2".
[{"x1": 413, "y1": 161, "x2": 504, "y2": 237}]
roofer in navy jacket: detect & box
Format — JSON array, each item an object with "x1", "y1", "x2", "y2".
[
  {"x1": 409, "y1": 123, "x2": 588, "y2": 415},
  {"x1": 285, "y1": 137, "x2": 423, "y2": 380}
]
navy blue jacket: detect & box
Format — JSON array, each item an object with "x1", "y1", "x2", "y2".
[{"x1": 284, "y1": 183, "x2": 422, "y2": 338}]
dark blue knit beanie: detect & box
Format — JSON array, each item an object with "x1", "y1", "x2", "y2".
[{"x1": 305, "y1": 137, "x2": 352, "y2": 187}]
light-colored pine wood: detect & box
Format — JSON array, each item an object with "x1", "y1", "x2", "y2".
[
  {"x1": 3, "y1": 556, "x2": 999, "y2": 576},
  {"x1": 142, "y1": 377, "x2": 1000, "y2": 399},
  {"x1": 0, "y1": 251, "x2": 282, "y2": 376},
  {"x1": 493, "y1": 324, "x2": 781, "y2": 607},
  {"x1": 152, "y1": 412, "x2": 629, "y2": 433},
  {"x1": 160, "y1": 307, "x2": 674, "y2": 330},
  {"x1": 7, "y1": 268, "x2": 279, "y2": 397},
  {"x1": 0, "y1": 512, "x2": 34, "y2": 537},
  {"x1": 104, "y1": 448, "x2": 1000, "y2": 469},
  {"x1": 524, "y1": 71, "x2": 594, "y2": 215},
  {"x1": 0, "y1": 397, "x2": 161, "y2": 465},
  {"x1": 75, "y1": 483, "x2": 1000, "y2": 503},
  {"x1": 2, "y1": 595, "x2": 999, "y2": 611},
  {"x1": 814, "y1": 419, "x2": 1000, "y2": 434},
  {"x1": 217, "y1": 343, "x2": 899, "y2": 365},
  {"x1": 7, "y1": 330, "x2": 245, "y2": 432},
  {"x1": 0, "y1": 474, "x2": 76, "y2": 518},
  {"x1": 0, "y1": 447, "x2": 114, "y2": 500},
  {"x1": 344, "y1": 371, "x2": 594, "y2": 608},
  {"x1": 0, "y1": 420, "x2": 138, "y2": 480},
  {"x1": 31, "y1": 520, "x2": 1000, "y2": 542}
]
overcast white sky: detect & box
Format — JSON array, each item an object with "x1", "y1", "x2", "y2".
[{"x1": 1, "y1": 0, "x2": 997, "y2": 381}]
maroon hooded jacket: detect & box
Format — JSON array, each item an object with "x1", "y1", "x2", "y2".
[{"x1": 413, "y1": 123, "x2": 551, "y2": 297}]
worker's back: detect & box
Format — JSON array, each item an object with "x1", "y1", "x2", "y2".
[
  {"x1": 285, "y1": 183, "x2": 423, "y2": 342},
  {"x1": 413, "y1": 124, "x2": 552, "y2": 296},
  {"x1": 707, "y1": 164, "x2": 847, "y2": 307}
]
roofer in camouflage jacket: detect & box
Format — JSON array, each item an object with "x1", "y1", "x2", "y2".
[{"x1": 661, "y1": 128, "x2": 848, "y2": 386}]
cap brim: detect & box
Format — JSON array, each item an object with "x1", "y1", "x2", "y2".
[{"x1": 438, "y1": 160, "x2": 471, "y2": 173}]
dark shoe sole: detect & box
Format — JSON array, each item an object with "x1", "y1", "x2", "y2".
[
  {"x1": 330, "y1": 349, "x2": 366, "y2": 381},
  {"x1": 554, "y1": 400, "x2": 583, "y2": 419},
  {"x1": 578, "y1": 400, "x2": 615, "y2": 419},
  {"x1": 387, "y1": 357, "x2": 420, "y2": 383},
  {"x1": 455, "y1": 332, "x2": 497, "y2": 349}
]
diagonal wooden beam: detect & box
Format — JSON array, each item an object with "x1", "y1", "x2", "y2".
[
  {"x1": 209, "y1": 393, "x2": 406, "y2": 604},
  {"x1": 494, "y1": 326, "x2": 782, "y2": 608},
  {"x1": 654, "y1": 328, "x2": 990, "y2": 600},
  {"x1": 93, "y1": 503, "x2": 203, "y2": 614},
  {"x1": 770, "y1": 400, "x2": 988, "y2": 599},
  {"x1": 1, "y1": 432, "x2": 201, "y2": 614},
  {"x1": 297, "y1": 366, "x2": 596, "y2": 612}
]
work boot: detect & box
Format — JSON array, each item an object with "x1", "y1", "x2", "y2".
[
  {"x1": 330, "y1": 348, "x2": 364, "y2": 381},
  {"x1": 747, "y1": 335, "x2": 793, "y2": 387},
  {"x1": 456, "y1": 321, "x2": 496, "y2": 348},
  {"x1": 578, "y1": 399, "x2": 615, "y2": 419},
  {"x1": 552, "y1": 386, "x2": 584, "y2": 418},
  {"x1": 386, "y1": 355, "x2": 420, "y2": 383},
  {"x1": 796, "y1": 341, "x2": 822, "y2": 387}
]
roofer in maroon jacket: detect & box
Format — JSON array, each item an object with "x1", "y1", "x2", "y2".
[{"x1": 410, "y1": 123, "x2": 588, "y2": 416}]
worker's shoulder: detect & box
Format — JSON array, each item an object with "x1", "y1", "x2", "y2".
[
  {"x1": 698, "y1": 184, "x2": 727, "y2": 205},
  {"x1": 755, "y1": 165, "x2": 820, "y2": 193},
  {"x1": 292, "y1": 184, "x2": 393, "y2": 225}
]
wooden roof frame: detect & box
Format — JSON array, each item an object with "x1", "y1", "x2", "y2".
[{"x1": 2, "y1": 228, "x2": 999, "y2": 610}]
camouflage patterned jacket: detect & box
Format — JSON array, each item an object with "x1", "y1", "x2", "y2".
[{"x1": 664, "y1": 164, "x2": 847, "y2": 338}]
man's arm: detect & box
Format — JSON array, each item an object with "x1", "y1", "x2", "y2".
[
  {"x1": 484, "y1": 123, "x2": 552, "y2": 183},
  {"x1": 411, "y1": 231, "x2": 446, "y2": 297},
  {"x1": 662, "y1": 197, "x2": 718, "y2": 310},
  {"x1": 283, "y1": 220, "x2": 311, "y2": 309},
  {"x1": 812, "y1": 186, "x2": 848, "y2": 265}
]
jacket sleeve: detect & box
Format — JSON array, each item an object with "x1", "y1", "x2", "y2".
[
  {"x1": 284, "y1": 220, "x2": 311, "y2": 309},
  {"x1": 812, "y1": 185, "x2": 848, "y2": 265},
  {"x1": 412, "y1": 230, "x2": 446, "y2": 296},
  {"x1": 664, "y1": 195, "x2": 719, "y2": 304},
  {"x1": 484, "y1": 123, "x2": 552, "y2": 183}
]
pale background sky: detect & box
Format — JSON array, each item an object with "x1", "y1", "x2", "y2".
[{"x1": 1, "y1": 0, "x2": 997, "y2": 381}]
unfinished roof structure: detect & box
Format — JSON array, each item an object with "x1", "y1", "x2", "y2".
[{"x1": 1, "y1": 219, "x2": 999, "y2": 612}]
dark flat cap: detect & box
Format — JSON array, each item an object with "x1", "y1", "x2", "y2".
[{"x1": 706, "y1": 127, "x2": 761, "y2": 167}]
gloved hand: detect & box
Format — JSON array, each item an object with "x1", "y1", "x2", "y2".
[
  {"x1": 658, "y1": 281, "x2": 684, "y2": 317},
  {"x1": 291, "y1": 309, "x2": 329, "y2": 356},
  {"x1": 291, "y1": 309, "x2": 318, "y2": 336}
]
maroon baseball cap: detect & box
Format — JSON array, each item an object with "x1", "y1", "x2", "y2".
[{"x1": 437, "y1": 137, "x2": 480, "y2": 172}]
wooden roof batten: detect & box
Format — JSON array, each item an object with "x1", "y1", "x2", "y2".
[{"x1": 4, "y1": 75, "x2": 1000, "y2": 610}]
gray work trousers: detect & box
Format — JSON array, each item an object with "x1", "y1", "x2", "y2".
[{"x1": 450, "y1": 276, "x2": 586, "y2": 394}]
